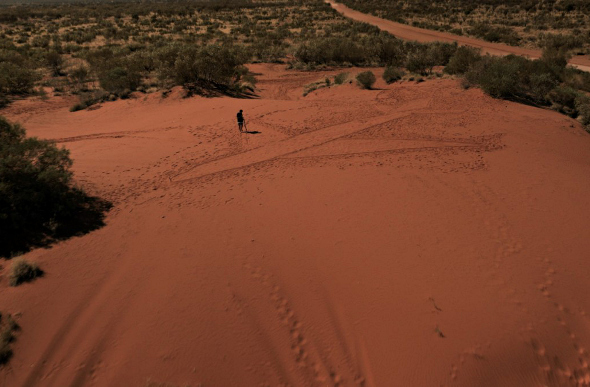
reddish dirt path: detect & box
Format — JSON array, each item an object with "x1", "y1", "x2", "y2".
[
  {"x1": 327, "y1": 0, "x2": 590, "y2": 73},
  {"x1": 1, "y1": 65, "x2": 590, "y2": 386}
]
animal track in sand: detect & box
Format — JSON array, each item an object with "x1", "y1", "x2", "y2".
[
  {"x1": 527, "y1": 256, "x2": 590, "y2": 385},
  {"x1": 241, "y1": 261, "x2": 366, "y2": 387}
]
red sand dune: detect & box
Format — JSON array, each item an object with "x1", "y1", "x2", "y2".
[
  {"x1": 1, "y1": 64, "x2": 590, "y2": 386},
  {"x1": 326, "y1": 0, "x2": 590, "y2": 73}
]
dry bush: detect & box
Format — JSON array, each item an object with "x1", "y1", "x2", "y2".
[
  {"x1": 382, "y1": 66, "x2": 404, "y2": 83},
  {"x1": 334, "y1": 72, "x2": 349, "y2": 85},
  {"x1": 303, "y1": 79, "x2": 329, "y2": 96},
  {"x1": 0, "y1": 313, "x2": 18, "y2": 366},
  {"x1": 8, "y1": 258, "x2": 43, "y2": 287},
  {"x1": 356, "y1": 71, "x2": 376, "y2": 89},
  {"x1": 70, "y1": 89, "x2": 109, "y2": 112}
]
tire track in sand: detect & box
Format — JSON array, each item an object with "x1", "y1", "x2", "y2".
[
  {"x1": 171, "y1": 93, "x2": 480, "y2": 185},
  {"x1": 21, "y1": 241, "x2": 139, "y2": 387},
  {"x1": 170, "y1": 112, "x2": 414, "y2": 183}
]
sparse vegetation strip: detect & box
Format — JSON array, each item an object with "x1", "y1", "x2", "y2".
[
  {"x1": 444, "y1": 47, "x2": 590, "y2": 131},
  {"x1": 0, "y1": 0, "x2": 385, "y2": 108},
  {"x1": 338, "y1": 0, "x2": 590, "y2": 55}
]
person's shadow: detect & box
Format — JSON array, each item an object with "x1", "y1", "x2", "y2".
[{"x1": 244, "y1": 130, "x2": 261, "y2": 134}]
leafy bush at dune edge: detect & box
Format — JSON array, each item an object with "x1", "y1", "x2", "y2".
[
  {"x1": 447, "y1": 48, "x2": 590, "y2": 131},
  {"x1": 0, "y1": 116, "x2": 111, "y2": 258}
]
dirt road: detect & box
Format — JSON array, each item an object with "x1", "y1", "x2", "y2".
[{"x1": 327, "y1": 0, "x2": 590, "y2": 72}]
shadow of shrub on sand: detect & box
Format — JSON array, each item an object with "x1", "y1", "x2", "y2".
[{"x1": 0, "y1": 116, "x2": 112, "y2": 258}]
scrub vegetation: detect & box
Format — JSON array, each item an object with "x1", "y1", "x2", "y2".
[
  {"x1": 339, "y1": 0, "x2": 590, "y2": 54},
  {"x1": 444, "y1": 47, "x2": 590, "y2": 130},
  {"x1": 1, "y1": 0, "x2": 587, "y2": 128},
  {"x1": 0, "y1": 0, "x2": 389, "y2": 108}
]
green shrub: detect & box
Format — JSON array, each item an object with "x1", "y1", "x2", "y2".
[
  {"x1": 403, "y1": 43, "x2": 454, "y2": 75},
  {"x1": 69, "y1": 103, "x2": 85, "y2": 113},
  {"x1": 563, "y1": 68, "x2": 590, "y2": 92},
  {"x1": 444, "y1": 46, "x2": 482, "y2": 75},
  {"x1": 99, "y1": 66, "x2": 141, "y2": 97},
  {"x1": 380, "y1": 38, "x2": 406, "y2": 66},
  {"x1": 539, "y1": 33, "x2": 585, "y2": 53},
  {"x1": 69, "y1": 65, "x2": 89, "y2": 85},
  {"x1": 426, "y1": 42, "x2": 458, "y2": 67},
  {"x1": 334, "y1": 72, "x2": 349, "y2": 85},
  {"x1": 295, "y1": 37, "x2": 372, "y2": 66},
  {"x1": 356, "y1": 71, "x2": 376, "y2": 89},
  {"x1": 155, "y1": 43, "x2": 249, "y2": 91},
  {"x1": 548, "y1": 86, "x2": 579, "y2": 116},
  {"x1": 469, "y1": 23, "x2": 520, "y2": 46},
  {"x1": 0, "y1": 49, "x2": 28, "y2": 68},
  {"x1": 250, "y1": 41, "x2": 286, "y2": 63},
  {"x1": 294, "y1": 35, "x2": 403, "y2": 67},
  {"x1": 45, "y1": 51, "x2": 64, "y2": 77},
  {"x1": 575, "y1": 96, "x2": 590, "y2": 130},
  {"x1": 405, "y1": 51, "x2": 432, "y2": 75},
  {"x1": 382, "y1": 66, "x2": 404, "y2": 83},
  {"x1": 8, "y1": 258, "x2": 43, "y2": 286},
  {"x1": 529, "y1": 72, "x2": 559, "y2": 103},
  {"x1": 70, "y1": 90, "x2": 109, "y2": 112},
  {"x1": 465, "y1": 55, "x2": 565, "y2": 104},
  {"x1": 0, "y1": 117, "x2": 110, "y2": 257},
  {"x1": 0, "y1": 62, "x2": 38, "y2": 95},
  {"x1": 465, "y1": 56, "x2": 521, "y2": 99},
  {"x1": 0, "y1": 93, "x2": 8, "y2": 108},
  {"x1": 540, "y1": 47, "x2": 570, "y2": 75}
]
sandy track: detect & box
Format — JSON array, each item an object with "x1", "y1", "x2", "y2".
[
  {"x1": 1, "y1": 65, "x2": 590, "y2": 386},
  {"x1": 326, "y1": 0, "x2": 590, "y2": 73}
]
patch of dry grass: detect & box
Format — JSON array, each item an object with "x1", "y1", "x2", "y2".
[{"x1": 8, "y1": 258, "x2": 43, "y2": 286}]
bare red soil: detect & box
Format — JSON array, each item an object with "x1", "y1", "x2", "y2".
[
  {"x1": 1, "y1": 64, "x2": 590, "y2": 386},
  {"x1": 327, "y1": 0, "x2": 590, "y2": 73}
]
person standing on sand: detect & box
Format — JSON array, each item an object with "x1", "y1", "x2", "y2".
[{"x1": 237, "y1": 109, "x2": 244, "y2": 132}]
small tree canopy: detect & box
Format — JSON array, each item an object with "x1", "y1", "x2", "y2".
[{"x1": 0, "y1": 117, "x2": 110, "y2": 257}]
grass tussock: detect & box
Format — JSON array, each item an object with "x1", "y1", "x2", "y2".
[
  {"x1": 303, "y1": 73, "x2": 353, "y2": 96},
  {"x1": 8, "y1": 258, "x2": 43, "y2": 287},
  {"x1": 303, "y1": 79, "x2": 329, "y2": 97}
]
